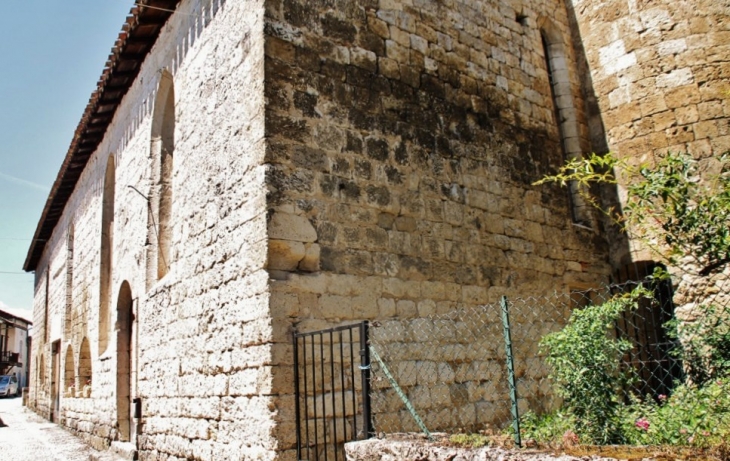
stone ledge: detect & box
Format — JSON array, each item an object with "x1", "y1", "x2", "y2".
[{"x1": 345, "y1": 438, "x2": 621, "y2": 461}]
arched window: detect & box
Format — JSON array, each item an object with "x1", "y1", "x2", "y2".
[
  {"x1": 64, "y1": 345, "x2": 75, "y2": 393},
  {"x1": 149, "y1": 70, "x2": 175, "y2": 283},
  {"x1": 99, "y1": 155, "x2": 115, "y2": 354},
  {"x1": 65, "y1": 225, "x2": 74, "y2": 337},
  {"x1": 538, "y1": 18, "x2": 592, "y2": 227},
  {"x1": 78, "y1": 337, "x2": 92, "y2": 390}
]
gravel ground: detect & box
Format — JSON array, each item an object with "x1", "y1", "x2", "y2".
[{"x1": 0, "y1": 396, "x2": 119, "y2": 461}]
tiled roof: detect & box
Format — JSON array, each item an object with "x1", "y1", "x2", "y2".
[{"x1": 24, "y1": 0, "x2": 181, "y2": 271}]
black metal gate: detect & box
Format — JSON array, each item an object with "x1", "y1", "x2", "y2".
[{"x1": 293, "y1": 321, "x2": 373, "y2": 461}]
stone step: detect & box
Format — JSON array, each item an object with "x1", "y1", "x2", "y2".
[{"x1": 89, "y1": 441, "x2": 137, "y2": 461}]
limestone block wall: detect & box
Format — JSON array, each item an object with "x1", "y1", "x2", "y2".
[
  {"x1": 569, "y1": 0, "x2": 729, "y2": 299},
  {"x1": 263, "y1": 0, "x2": 613, "y2": 457},
  {"x1": 571, "y1": 0, "x2": 729, "y2": 163},
  {"x1": 29, "y1": 0, "x2": 277, "y2": 459}
]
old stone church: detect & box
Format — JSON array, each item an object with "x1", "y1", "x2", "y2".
[{"x1": 25, "y1": 0, "x2": 728, "y2": 459}]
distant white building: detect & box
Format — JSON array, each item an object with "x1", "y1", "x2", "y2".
[{"x1": 0, "y1": 308, "x2": 31, "y2": 388}]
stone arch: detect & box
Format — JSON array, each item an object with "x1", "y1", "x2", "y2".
[
  {"x1": 148, "y1": 70, "x2": 175, "y2": 284},
  {"x1": 537, "y1": 16, "x2": 563, "y2": 47},
  {"x1": 115, "y1": 281, "x2": 134, "y2": 441},
  {"x1": 65, "y1": 225, "x2": 74, "y2": 337},
  {"x1": 78, "y1": 337, "x2": 92, "y2": 388},
  {"x1": 537, "y1": 16, "x2": 592, "y2": 226},
  {"x1": 64, "y1": 345, "x2": 75, "y2": 392},
  {"x1": 99, "y1": 155, "x2": 115, "y2": 354}
]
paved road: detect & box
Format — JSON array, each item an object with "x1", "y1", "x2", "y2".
[{"x1": 0, "y1": 396, "x2": 109, "y2": 461}]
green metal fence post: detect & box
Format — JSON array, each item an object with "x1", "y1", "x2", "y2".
[
  {"x1": 369, "y1": 346, "x2": 433, "y2": 441},
  {"x1": 501, "y1": 295, "x2": 521, "y2": 447}
]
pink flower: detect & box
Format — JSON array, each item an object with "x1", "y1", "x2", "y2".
[
  {"x1": 680, "y1": 428, "x2": 687, "y2": 434},
  {"x1": 658, "y1": 394, "x2": 667, "y2": 402},
  {"x1": 635, "y1": 418, "x2": 650, "y2": 431},
  {"x1": 688, "y1": 436, "x2": 695, "y2": 444}
]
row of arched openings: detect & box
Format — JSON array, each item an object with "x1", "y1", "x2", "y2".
[
  {"x1": 97, "y1": 70, "x2": 175, "y2": 355},
  {"x1": 37, "y1": 338, "x2": 91, "y2": 392}
]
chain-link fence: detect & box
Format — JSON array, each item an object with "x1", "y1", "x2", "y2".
[{"x1": 367, "y1": 271, "x2": 730, "y2": 447}]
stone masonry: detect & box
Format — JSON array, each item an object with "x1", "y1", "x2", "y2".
[
  {"x1": 24, "y1": 0, "x2": 727, "y2": 460},
  {"x1": 568, "y1": 0, "x2": 730, "y2": 263}
]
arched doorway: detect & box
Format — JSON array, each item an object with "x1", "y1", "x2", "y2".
[{"x1": 116, "y1": 281, "x2": 134, "y2": 441}]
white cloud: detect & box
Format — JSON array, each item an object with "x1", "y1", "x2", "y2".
[
  {"x1": 0, "y1": 170, "x2": 49, "y2": 192},
  {"x1": 0, "y1": 300, "x2": 32, "y2": 322}
]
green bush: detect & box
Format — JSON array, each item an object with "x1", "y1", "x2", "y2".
[
  {"x1": 517, "y1": 375, "x2": 730, "y2": 448},
  {"x1": 519, "y1": 410, "x2": 576, "y2": 444},
  {"x1": 539, "y1": 288, "x2": 649, "y2": 444},
  {"x1": 667, "y1": 304, "x2": 730, "y2": 386},
  {"x1": 620, "y1": 377, "x2": 730, "y2": 447},
  {"x1": 530, "y1": 150, "x2": 730, "y2": 448}
]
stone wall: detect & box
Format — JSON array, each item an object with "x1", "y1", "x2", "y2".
[
  {"x1": 29, "y1": 0, "x2": 277, "y2": 459},
  {"x1": 30, "y1": 0, "x2": 730, "y2": 459},
  {"x1": 263, "y1": 0, "x2": 613, "y2": 458},
  {"x1": 568, "y1": 0, "x2": 730, "y2": 261}
]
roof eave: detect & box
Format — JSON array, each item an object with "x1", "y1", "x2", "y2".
[{"x1": 23, "y1": 0, "x2": 181, "y2": 272}]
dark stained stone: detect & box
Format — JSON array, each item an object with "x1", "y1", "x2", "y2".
[
  {"x1": 346, "y1": 131, "x2": 363, "y2": 154},
  {"x1": 366, "y1": 138, "x2": 389, "y2": 161},
  {"x1": 266, "y1": 114, "x2": 308, "y2": 141},
  {"x1": 317, "y1": 222, "x2": 338, "y2": 244},
  {"x1": 291, "y1": 145, "x2": 328, "y2": 172},
  {"x1": 366, "y1": 184, "x2": 391, "y2": 206},
  {"x1": 385, "y1": 165, "x2": 404, "y2": 184},
  {"x1": 341, "y1": 180, "x2": 362, "y2": 200},
  {"x1": 293, "y1": 91, "x2": 319, "y2": 117},
  {"x1": 321, "y1": 13, "x2": 358, "y2": 42},
  {"x1": 354, "y1": 159, "x2": 373, "y2": 179}
]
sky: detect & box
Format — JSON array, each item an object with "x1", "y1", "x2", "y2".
[{"x1": 0, "y1": 1, "x2": 135, "y2": 316}]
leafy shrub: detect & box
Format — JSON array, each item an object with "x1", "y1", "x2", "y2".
[
  {"x1": 667, "y1": 304, "x2": 730, "y2": 386},
  {"x1": 535, "y1": 151, "x2": 730, "y2": 276},
  {"x1": 539, "y1": 288, "x2": 650, "y2": 444},
  {"x1": 519, "y1": 410, "x2": 576, "y2": 445},
  {"x1": 620, "y1": 377, "x2": 730, "y2": 447},
  {"x1": 530, "y1": 150, "x2": 730, "y2": 449},
  {"x1": 517, "y1": 376, "x2": 730, "y2": 449}
]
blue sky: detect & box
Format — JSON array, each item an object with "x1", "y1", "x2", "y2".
[{"x1": 0, "y1": 1, "x2": 134, "y2": 316}]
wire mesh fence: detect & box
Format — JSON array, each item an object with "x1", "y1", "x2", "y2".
[{"x1": 367, "y1": 271, "x2": 730, "y2": 447}]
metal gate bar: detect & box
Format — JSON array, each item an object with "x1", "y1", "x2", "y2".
[{"x1": 294, "y1": 321, "x2": 372, "y2": 461}]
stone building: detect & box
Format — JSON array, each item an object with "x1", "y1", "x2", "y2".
[
  {"x1": 0, "y1": 307, "x2": 31, "y2": 389},
  {"x1": 23, "y1": 0, "x2": 728, "y2": 460}
]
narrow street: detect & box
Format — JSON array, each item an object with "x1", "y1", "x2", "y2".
[{"x1": 0, "y1": 396, "x2": 116, "y2": 461}]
